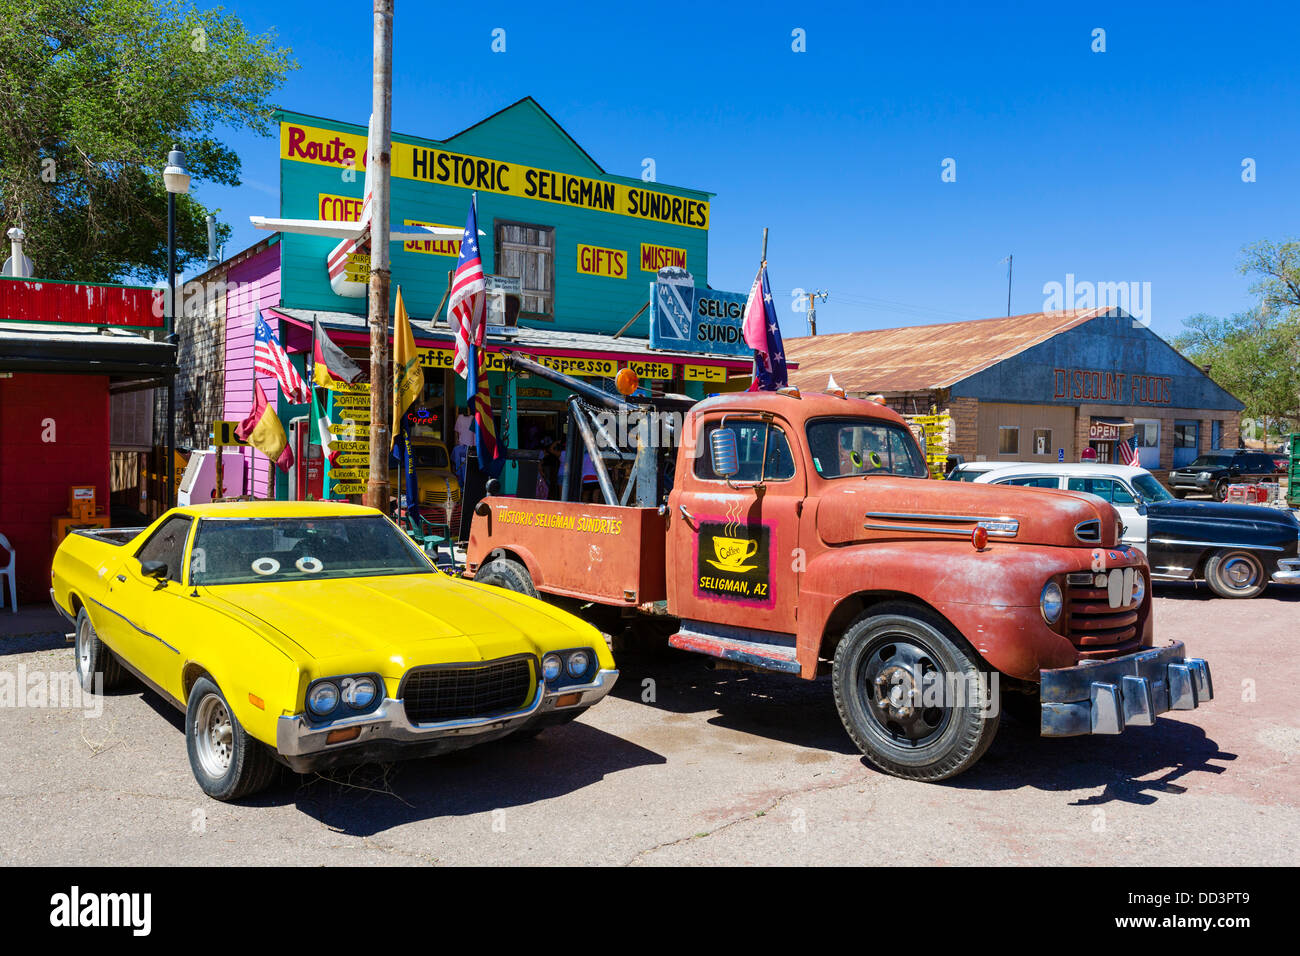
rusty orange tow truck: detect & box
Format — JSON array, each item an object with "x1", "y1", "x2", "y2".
[{"x1": 466, "y1": 354, "x2": 1214, "y2": 781}]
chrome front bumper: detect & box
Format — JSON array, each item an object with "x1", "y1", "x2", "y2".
[
  {"x1": 1272, "y1": 557, "x2": 1300, "y2": 584},
  {"x1": 1039, "y1": 642, "x2": 1212, "y2": 737},
  {"x1": 275, "y1": 668, "x2": 619, "y2": 772}
]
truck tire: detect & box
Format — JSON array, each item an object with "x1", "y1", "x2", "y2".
[
  {"x1": 833, "y1": 603, "x2": 1000, "y2": 782},
  {"x1": 474, "y1": 556, "x2": 539, "y2": 599},
  {"x1": 1212, "y1": 478, "x2": 1229, "y2": 501},
  {"x1": 185, "y1": 677, "x2": 278, "y2": 801},
  {"x1": 1170, "y1": 488, "x2": 1186, "y2": 499},
  {"x1": 1204, "y1": 549, "x2": 1267, "y2": 599},
  {"x1": 73, "y1": 607, "x2": 126, "y2": 693}
]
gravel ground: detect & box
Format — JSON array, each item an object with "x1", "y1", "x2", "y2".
[{"x1": 1, "y1": 582, "x2": 1296, "y2": 866}]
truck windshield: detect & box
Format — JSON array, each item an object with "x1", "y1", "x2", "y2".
[
  {"x1": 807, "y1": 418, "x2": 928, "y2": 478},
  {"x1": 1188, "y1": 455, "x2": 1233, "y2": 468},
  {"x1": 189, "y1": 516, "x2": 434, "y2": 586},
  {"x1": 1131, "y1": 473, "x2": 1175, "y2": 503}
]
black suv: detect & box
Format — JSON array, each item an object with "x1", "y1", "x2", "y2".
[{"x1": 1167, "y1": 449, "x2": 1286, "y2": 500}]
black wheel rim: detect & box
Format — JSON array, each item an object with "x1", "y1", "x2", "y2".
[{"x1": 856, "y1": 634, "x2": 952, "y2": 747}]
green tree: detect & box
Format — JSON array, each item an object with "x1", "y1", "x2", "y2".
[
  {"x1": 0, "y1": 0, "x2": 295, "y2": 282},
  {"x1": 1176, "y1": 240, "x2": 1300, "y2": 429}
]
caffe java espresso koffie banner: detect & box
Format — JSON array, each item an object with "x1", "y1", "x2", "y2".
[{"x1": 280, "y1": 120, "x2": 709, "y2": 230}]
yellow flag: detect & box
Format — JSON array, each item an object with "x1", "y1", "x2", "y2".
[{"x1": 392, "y1": 286, "x2": 424, "y2": 433}]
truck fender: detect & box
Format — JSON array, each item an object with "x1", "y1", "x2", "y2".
[{"x1": 798, "y1": 545, "x2": 1084, "y2": 682}]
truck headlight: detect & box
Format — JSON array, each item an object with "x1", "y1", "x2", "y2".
[
  {"x1": 1040, "y1": 581, "x2": 1064, "y2": 624},
  {"x1": 307, "y1": 681, "x2": 339, "y2": 716},
  {"x1": 342, "y1": 676, "x2": 377, "y2": 709},
  {"x1": 1131, "y1": 570, "x2": 1145, "y2": 606},
  {"x1": 566, "y1": 650, "x2": 592, "y2": 678},
  {"x1": 542, "y1": 654, "x2": 563, "y2": 682}
]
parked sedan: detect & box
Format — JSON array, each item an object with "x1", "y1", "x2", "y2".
[
  {"x1": 1167, "y1": 450, "x2": 1285, "y2": 500},
  {"x1": 50, "y1": 502, "x2": 619, "y2": 800},
  {"x1": 974, "y1": 463, "x2": 1300, "y2": 598}
]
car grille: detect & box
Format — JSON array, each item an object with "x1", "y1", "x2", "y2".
[
  {"x1": 401, "y1": 657, "x2": 535, "y2": 723},
  {"x1": 1073, "y1": 519, "x2": 1101, "y2": 544},
  {"x1": 1065, "y1": 571, "x2": 1141, "y2": 659}
]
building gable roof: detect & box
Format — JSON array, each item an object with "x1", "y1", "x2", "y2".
[
  {"x1": 443, "y1": 95, "x2": 606, "y2": 176},
  {"x1": 786, "y1": 308, "x2": 1114, "y2": 393}
]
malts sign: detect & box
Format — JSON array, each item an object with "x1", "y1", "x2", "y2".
[{"x1": 282, "y1": 121, "x2": 709, "y2": 230}]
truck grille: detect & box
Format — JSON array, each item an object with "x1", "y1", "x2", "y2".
[
  {"x1": 1065, "y1": 572, "x2": 1141, "y2": 659},
  {"x1": 401, "y1": 657, "x2": 535, "y2": 724}
]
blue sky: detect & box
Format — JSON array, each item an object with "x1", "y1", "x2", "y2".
[{"x1": 200, "y1": 0, "x2": 1300, "y2": 342}]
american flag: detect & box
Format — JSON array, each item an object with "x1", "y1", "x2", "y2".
[
  {"x1": 741, "y1": 260, "x2": 788, "y2": 391},
  {"x1": 449, "y1": 197, "x2": 485, "y2": 377},
  {"x1": 1118, "y1": 435, "x2": 1140, "y2": 467},
  {"x1": 253, "y1": 312, "x2": 310, "y2": 405}
]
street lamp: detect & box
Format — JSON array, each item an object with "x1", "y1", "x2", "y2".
[{"x1": 163, "y1": 145, "x2": 189, "y2": 509}]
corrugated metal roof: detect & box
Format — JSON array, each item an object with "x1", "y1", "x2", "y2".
[{"x1": 785, "y1": 308, "x2": 1117, "y2": 394}]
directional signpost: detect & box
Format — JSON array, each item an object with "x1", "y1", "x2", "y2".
[{"x1": 325, "y1": 383, "x2": 372, "y2": 499}]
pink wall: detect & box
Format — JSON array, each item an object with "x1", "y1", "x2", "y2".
[{"x1": 223, "y1": 244, "x2": 282, "y2": 499}]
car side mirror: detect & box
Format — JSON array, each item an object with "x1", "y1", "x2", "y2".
[
  {"x1": 140, "y1": 560, "x2": 168, "y2": 580},
  {"x1": 709, "y1": 427, "x2": 740, "y2": 480}
]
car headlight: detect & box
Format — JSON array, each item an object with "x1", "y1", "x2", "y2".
[
  {"x1": 1131, "y1": 570, "x2": 1145, "y2": 606},
  {"x1": 566, "y1": 650, "x2": 591, "y2": 679},
  {"x1": 542, "y1": 654, "x2": 563, "y2": 682},
  {"x1": 1199, "y1": 471, "x2": 1210, "y2": 480},
  {"x1": 1040, "y1": 581, "x2": 1064, "y2": 625},
  {"x1": 307, "y1": 680, "x2": 339, "y2": 716},
  {"x1": 342, "y1": 676, "x2": 377, "y2": 709}
]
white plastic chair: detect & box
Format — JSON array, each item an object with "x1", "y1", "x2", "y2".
[{"x1": 0, "y1": 533, "x2": 15, "y2": 613}]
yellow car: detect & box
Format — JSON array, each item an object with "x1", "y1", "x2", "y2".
[
  {"x1": 409, "y1": 438, "x2": 462, "y2": 529},
  {"x1": 50, "y1": 502, "x2": 618, "y2": 801}
]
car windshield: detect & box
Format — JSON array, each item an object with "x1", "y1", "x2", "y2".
[
  {"x1": 411, "y1": 445, "x2": 449, "y2": 469},
  {"x1": 807, "y1": 418, "x2": 928, "y2": 478},
  {"x1": 1131, "y1": 473, "x2": 1175, "y2": 503},
  {"x1": 190, "y1": 516, "x2": 434, "y2": 586},
  {"x1": 1188, "y1": 455, "x2": 1233, "y2": 468}
]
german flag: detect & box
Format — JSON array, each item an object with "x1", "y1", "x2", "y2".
[
  {"x1": 312, "y1": 317, "x2": 364, "y2": 387},
  {"x1": 235, "y1": 381, "x2": 294, "y2": 471}
]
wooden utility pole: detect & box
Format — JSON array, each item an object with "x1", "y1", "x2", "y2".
[
  {"x1": 805, "y1": 289, "x2": 828, "y2": 335},
  {"x1": 364, "y1": 0, "x2": 394, "y2": 511}
]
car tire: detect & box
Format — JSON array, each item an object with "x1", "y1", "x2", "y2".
[
  {"x1": 474, "y1": 555, "x2": 539, "y2": 599},
  {"x1": 832, "y1": 602, "x2": 1000, "y2": 782},
  {"x1": 1204, "y1": 549, "x2": 1268, "y2": 599},
  {"x1": 185, "y1": 677, "x2": 278, "y2": 801},
  {"x1": 1212, "y1": 479, "x2": 1229, "y2": 501},
  {"x1": 73, "y1": 607, "x2": 126, "y2": 693},
  {"x1": 1170, "y1": 488, "x2": 1186, "y2": 499}
]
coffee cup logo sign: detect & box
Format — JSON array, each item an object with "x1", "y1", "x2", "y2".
[{"x1": 696, "y1": 521, "x2": 772, "y2": 606}]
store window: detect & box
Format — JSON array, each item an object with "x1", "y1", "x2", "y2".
[
  {"x1": 1211, "y1": 420, "x2": 1222, "y2": 450},
  {"x1": 1031, "y1": 428, "x2": 1052, "y2": 457},
  {"x1": 495, "y1": 221, "x2": 554, "y2": 319},
  {"x1": 998, "y1": 426, "x2": 1019, "y2": 455}
]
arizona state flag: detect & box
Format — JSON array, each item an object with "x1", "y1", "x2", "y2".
[
  {"x1": 392, "y1": 287, "x2": 424, "y2": 434},
  {"x1": 312, "y1": 316, "x2": 363, "y2": 387},
  {"x1": 236, "y1": 381, "x2": 294, "y2": 471}
]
